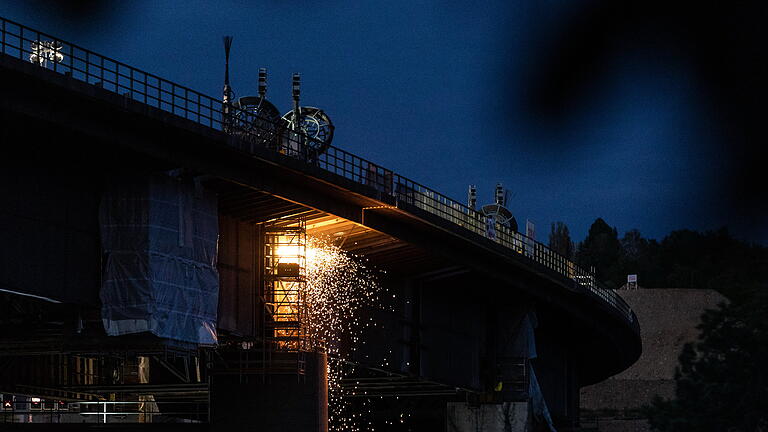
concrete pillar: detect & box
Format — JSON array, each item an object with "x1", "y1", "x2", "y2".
[
  {"x1": 446, "y1": 304, "x2": 539, "y2": 432},
  {"x1": 209, "y1": 352, "x2": 328, "y2": 432},
  {"x1": 447, "y1": 402, "x2": 529, "y2": 432}
]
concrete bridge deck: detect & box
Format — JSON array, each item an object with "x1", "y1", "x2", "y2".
[{"x1": 0, "y1": 16, "x2": 641, "y2": 429}]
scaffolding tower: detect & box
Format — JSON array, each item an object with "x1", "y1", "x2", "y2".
[{"x1": 262, "y1": 218, "x2": 309, "y2": 377}]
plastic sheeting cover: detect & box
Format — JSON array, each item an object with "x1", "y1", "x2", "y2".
[
  {"x1": 512, "y1": 312, "x2": 556, "y2": 432},
  {"x1": 99, "y1": 173, "x2": 219, "y2": 345},
  {"x1": 529, "y1": 366, "x2": 557, "y2": 432}
]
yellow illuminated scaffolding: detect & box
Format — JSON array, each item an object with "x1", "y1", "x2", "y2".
[{"x1": 262, "y1": 219, "x2": 309, "y2": 375}]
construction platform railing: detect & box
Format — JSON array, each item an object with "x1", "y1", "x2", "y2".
[
  {"x1": 0, "y1": 16, "x2": 635, "y2": 326},
  {"x1": 1, "y1": 399, "x2": 208, "y2": 424}
]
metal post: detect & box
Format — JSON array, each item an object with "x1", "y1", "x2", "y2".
[
  {"x1": 292, "y1": 73, "x2": 303, "y2": 158},
  {"x1": 258, "y1": 68, "x2": 267, "y2": 99},
  {"x1": 222, "y1": 36, "x2": 234, "y2": 132},
  {"x1": 292, "y1": 73, "x2": 301, "y2": 132}
]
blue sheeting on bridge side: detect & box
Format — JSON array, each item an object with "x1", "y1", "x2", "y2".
[
  {"x1": 529, "y1": 366, "x2": 557, "y2": 432},
  {"x1": 514, "y1": 312, "x2": 557, "y2": 432},
  {"x1": 99, "y1": 172, "x2": 219, "y2": 345}
]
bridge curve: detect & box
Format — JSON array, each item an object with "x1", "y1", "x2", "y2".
[{"x1": 0, "y1": 15, "x2": 640, "y2": 389}]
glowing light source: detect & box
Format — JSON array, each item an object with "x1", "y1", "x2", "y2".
[
  {"x1": 29, "y1": 40, "x2": 64, "y2": 66},
  {"x1": 264, "y1": 226, "x2": 308, "y2": 352},
  {"x1": 265, "y1": 225, "x2": 393, "y2": 430},
  {"x1": 275, "y1": 244, "x2": 302, "y2": 262}
]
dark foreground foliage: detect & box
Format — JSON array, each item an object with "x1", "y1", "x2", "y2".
[
  {"x1": 566, "y1": 219, "x2": 768, "y2": 431},
  {"x1": 643, "y1": 290, "x2": 768, "y2": 431}
]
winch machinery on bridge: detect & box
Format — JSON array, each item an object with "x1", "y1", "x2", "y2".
[{"x1": 221, "y1": 36, "x2": 334, "y2": 156}]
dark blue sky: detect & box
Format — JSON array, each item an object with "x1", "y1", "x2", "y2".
[{"x1": 3, "y1": 1, "x2": 764, "y2": 244}]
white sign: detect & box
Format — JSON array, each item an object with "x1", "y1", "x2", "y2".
[
  {"x1": 526, "y1": 220, "x2": 535, "y2": 240},
  {"x1": 628, "y1": 274, "x2": 638, "y2": 283},
  {"x1": 525, "y1": 220, "x2": 535, "y2": 256}
]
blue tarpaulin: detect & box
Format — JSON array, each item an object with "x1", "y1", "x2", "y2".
[{"x1": 99, "y1": 172, "x2": 219, "y2": 345}]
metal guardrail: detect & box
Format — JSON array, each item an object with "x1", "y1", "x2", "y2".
[
  {"x1": 0, "y1": 16, "x2": 635, "y2": 325},
  {"x1": 1, "y1": 399, "x2": 207, "y2": 424}
]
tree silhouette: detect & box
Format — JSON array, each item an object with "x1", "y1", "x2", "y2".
[
  {"x1": 576, "y1": 218, "x2": 623, "y2": 288},
  {"x1": 644, "y1": 289, "x2": 768, "y2": 431},
  {"x1": 570, "y1": 220, "x2": 768, "y2": 429},
  {"x1": 548, "y1": 221, "x2": 574, "y2": 260}
]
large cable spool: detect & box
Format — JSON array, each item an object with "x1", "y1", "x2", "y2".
[
  {"x1": 281, "y1": 107, "x2": 335, "y2": 157},
  {"x1": 232, "y1": 95, "x2": 283, "y2": 146}
]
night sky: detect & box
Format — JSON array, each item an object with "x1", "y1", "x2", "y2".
[{"x1": 3, "y1": 1, "x2": 765, "y2": 244}]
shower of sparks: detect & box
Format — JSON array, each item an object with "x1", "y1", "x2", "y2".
[{"x1": 305, "y1": 236, "x2": 389, "y2": 431}]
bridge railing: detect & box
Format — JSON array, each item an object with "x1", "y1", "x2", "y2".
[{"x1": 0, "y1": 16, "x2": 634, "y2": 325}]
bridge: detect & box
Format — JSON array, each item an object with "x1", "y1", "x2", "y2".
[{"x1": 0, "y1": 17, "x2": 640, "y2": 432}]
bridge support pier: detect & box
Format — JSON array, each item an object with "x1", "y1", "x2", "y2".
[
  {"x1": 447, "y1": 402, "x2": 529, "y2": 431},
  {"x1": 445, "y1": 303, "x2": 553, "y2": 431},
  {"x1": 209, "y1": 351, "x2": 328, "y2": 432}
]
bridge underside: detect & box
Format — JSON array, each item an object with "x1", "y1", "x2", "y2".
[{"x1": 214, "y1": 179, "x2": 451, "y2": 276}]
